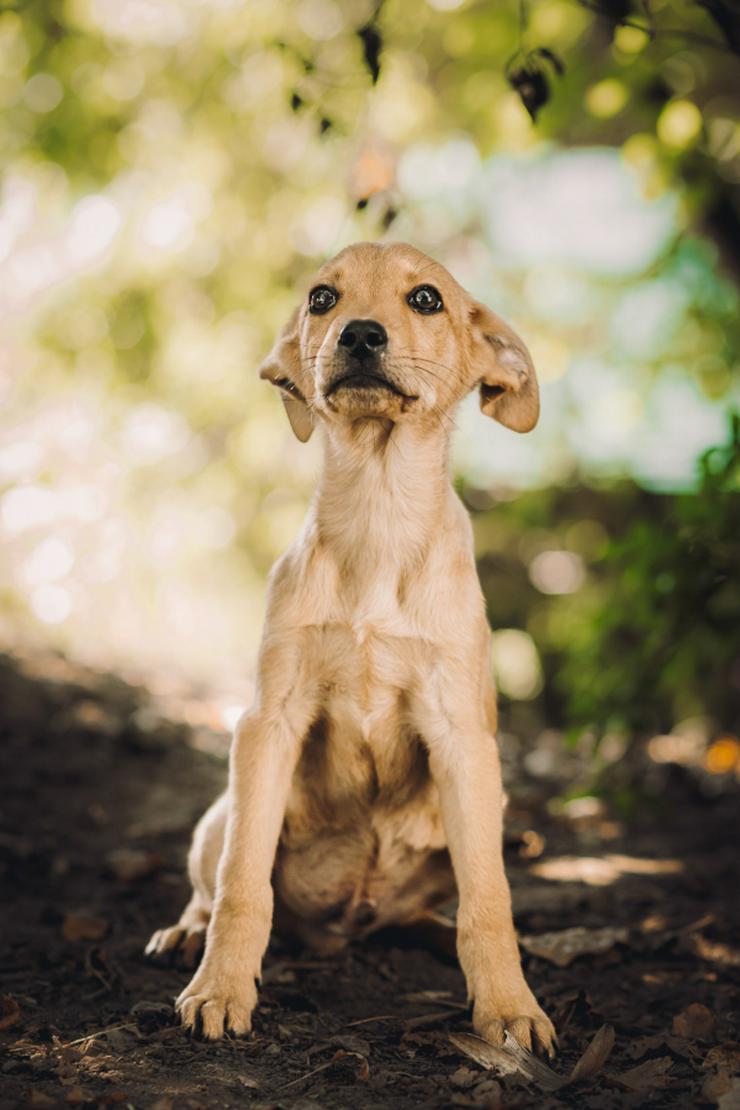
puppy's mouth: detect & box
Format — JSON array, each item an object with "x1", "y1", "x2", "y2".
[{"x1": 325, "y1": 371, "x2": 415, "y2": 401}]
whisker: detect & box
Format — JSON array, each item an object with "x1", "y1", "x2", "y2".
[
  {"x1": 391, "y1": 354, "x2": 458, "y2": 375},
  {"x1": 392, "y1": 363, "x2": 457, "y2": 404},
  {"x1": 385, "y1": 360, "x2": 449, "y2": 387}
]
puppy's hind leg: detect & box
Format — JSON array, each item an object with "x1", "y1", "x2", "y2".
[{"x1": 146, "y1": 792, "x2": 227, "y2": 968}]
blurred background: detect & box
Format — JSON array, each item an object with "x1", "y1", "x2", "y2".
[{"x1": 1, "y1": 0, "x2": 738, "y2": 803}]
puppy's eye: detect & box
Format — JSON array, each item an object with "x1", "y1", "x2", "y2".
[
  {"x1": 308, "y1": 285, "x2": 339, "y2": 315},
  {"x1": 408, "y1": 284, "x2": 443, "y2": 314}
]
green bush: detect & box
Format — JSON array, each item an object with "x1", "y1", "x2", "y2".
[{"x1": 559, "y1": 414, "x2": 739, "y2": 739}]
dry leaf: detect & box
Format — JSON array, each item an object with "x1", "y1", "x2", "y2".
[
  {"x1": 622, "y1": 1032, "x2": 694, "y2": 1061},
  {"x1": 569, "y1": 1024, "x2": 616, "y2": 1082},
  {"x1": 502, "y1": 1032, "x2": 564, "y2": 1090},
  {"x1": 450, "y1": 1033, "x2": 522, "y2": 1077},
  {"x1": 616, "y1": 1056, "x2": 675, "y2": 1090},
  {"x1": 673, "y1": 1002, "x2": 716, "y2": 1041},
  {"x1": 449, "y1": 1031, "x2": 563, "y2": 1090},
  {"x1": 520, "y1": 926, "x2": 628, "y2": 967}
]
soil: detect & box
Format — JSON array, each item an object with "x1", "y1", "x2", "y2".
[{"x1": 1, "y1": 650, "x2": 739, "y2": 1109}]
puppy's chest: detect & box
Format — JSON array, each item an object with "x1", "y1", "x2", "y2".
[
  {"x1": 292, "y1": 619, "x2": 433, "y2": 814},
  {"x1": 318, "y1": 618, "x2": 419, "y2": 737}
]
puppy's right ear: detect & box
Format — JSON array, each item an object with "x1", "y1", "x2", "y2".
[
  {"x1": 258, "y1": 308, "x2": 314, "y2": 443},
  {"x1": 469, "y1": 301, "x2": 540, "y2": 433}
]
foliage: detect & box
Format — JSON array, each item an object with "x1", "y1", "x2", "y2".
[
  {"x1": 558, "y1": 412, "x2": 740, "y2": 736},
  {"x1": 0, "y1": 0, "x2": 738, "y2": 751},
  {"x1": 469, "y1": 414, "x2": 739, "y2": 759}
]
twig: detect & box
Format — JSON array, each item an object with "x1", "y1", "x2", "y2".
[
  {"x1": 677, "y1": 913, "x2": 715, "y2": 934},
  {"x1": 61, "y1": 1021, "x2": 136, "y2": 1049},
  {"x1": 278, "y1": 1057, "x2": 338, "y2": 1090},
  {"x1": 404, "y1": 1008, "x2": 465, "y2": 1030}
]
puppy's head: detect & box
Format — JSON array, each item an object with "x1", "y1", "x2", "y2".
[{"x1": 259, "y1": 241, "x2": 539, "y2": 442}]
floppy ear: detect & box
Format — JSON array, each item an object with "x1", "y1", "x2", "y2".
[
  {"x1": 469, "y1": 301, "x2": 540, "y2": 433},
  {"x1": 258, "y1": 308, "x2": 314, "y2": 443}
]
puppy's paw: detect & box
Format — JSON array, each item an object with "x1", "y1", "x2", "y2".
[
  {"x1": 474, "y1": 997, "x2": 557, "y2": 1058},
  {"x1": 145, "y1": 923, "x2": 206, "y2": 969},
  {"x1": 175, "y1": 967, "x2": 257, "y2": 1040}
]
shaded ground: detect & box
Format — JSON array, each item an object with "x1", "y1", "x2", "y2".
[{"x1": 1, "y1": 650, "x2": 739, "y2": 1109}]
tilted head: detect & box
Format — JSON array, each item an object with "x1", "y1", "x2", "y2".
[{"x1": 259, "y1": 242, "x2": 539, "y2": 442}]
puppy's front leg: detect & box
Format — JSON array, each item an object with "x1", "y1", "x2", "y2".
[
  {"x1": 424, "y1": 714, "x2": 556, "y2": 1056},
  {"x1": 176, "y1": 708, "x2": 305, "y2": 1039}
]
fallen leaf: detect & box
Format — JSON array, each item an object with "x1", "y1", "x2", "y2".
[
  {"x1": 0, "y1": 994, "x2": 21, "y2": 1032},
  {"x1": 615, "y1": 1056, "x2": 675, "y2": 1091},
  {"x1": 622, "y1": 1032, "x2": 694, "y2": 1061},
  {"x1": 62, "y1": 912, "x2": 109, "y2": 942},
  {"x1": 569, "y1": 1024, "x2": 616, "y2": 1083},
  {"x1": 673, "y1": 1002, "x2": 716, "y2": 1041},
  {"x1": 449, "y1": 1033, "x2": 520, "y2": 1077},
  {"x1": 520, "y1": 926, "x2": 628, "y2": 967},
  {"x1": 449, "y1": 1031, "x2": 563, "y2": 1091}
]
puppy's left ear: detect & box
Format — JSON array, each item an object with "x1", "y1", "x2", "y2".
[
  {"x1": 469, "y1": 301, "x2": 540, "y2": 433},
  {"x1": 258, "y1": 308, "x2": 315, "y2": 443}
]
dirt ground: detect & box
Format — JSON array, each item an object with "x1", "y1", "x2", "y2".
[{"x1": 1, "y1": 650, "x2": 739, "y2": 1109}]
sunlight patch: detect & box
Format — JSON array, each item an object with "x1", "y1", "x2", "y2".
[{"x1": 530, "y1": 854, "x2": 684, "y2": 886}]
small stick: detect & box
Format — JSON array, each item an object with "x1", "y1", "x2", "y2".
[
  {"x1": 346, "y1": 1014, "x2": 398, "y2": 1026},
  {"x1": 61, "y1": 1021, "x2": 136, "y2": 1049},
  {"x1": 278, "y1": 1057, "x2": 338, "y2": 1090}
]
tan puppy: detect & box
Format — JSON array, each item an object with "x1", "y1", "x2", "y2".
[{"x1": 146, "y1": 241, "x2": 555, "y2": 1055}]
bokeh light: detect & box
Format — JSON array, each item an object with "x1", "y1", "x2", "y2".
[{"x1": 0, "y1": 0, "x2": 736, "y2": 755}]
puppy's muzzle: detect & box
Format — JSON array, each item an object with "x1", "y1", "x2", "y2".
[{"x1": 327, "y1": 318, "x2": 408, "y2": 398}]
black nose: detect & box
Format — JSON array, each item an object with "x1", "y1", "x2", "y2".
[{"x1": 338, "y1": 319, "x2": 388, "y2": 358}]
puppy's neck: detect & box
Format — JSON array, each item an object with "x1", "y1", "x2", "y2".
[{"x1": 315, "y1": 420, "x2": 451, "y2": 572}]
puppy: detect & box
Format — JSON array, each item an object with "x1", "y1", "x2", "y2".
[{"x1": 147, "y1": 241, "x2": 555, "y2": 1055}]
